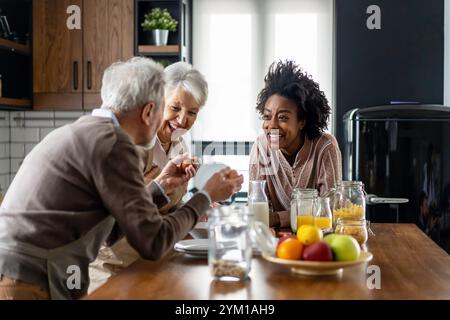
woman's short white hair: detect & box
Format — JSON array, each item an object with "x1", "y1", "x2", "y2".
[
  {"x1": 165, "y1": 62, "x2": 208, "y2": 107},
  {"x1": 101, "y1": 57, "x2": 165, "y2": 113}
]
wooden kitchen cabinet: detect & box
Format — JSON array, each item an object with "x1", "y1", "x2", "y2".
[
  {"x1": 83, "y1": 0, "x2": 133, "y2": 109},
  {"x1": 33, "y1": 0, "x2": 83, "y2": 110},
  {"x1": 33, "y1": 0, "x2": 133, "y2": 110}
]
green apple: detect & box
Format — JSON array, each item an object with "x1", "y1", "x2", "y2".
[
  {"x1": 323, "y1": 234, "x2": 338, "y2": 246},
  {"x1": 327, "y1": 234, "x2": 361, "y2": 261}
]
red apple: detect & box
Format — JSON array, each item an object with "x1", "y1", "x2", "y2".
[
  {"x1": 301, "y1": 241, "x2": 333, "y2": 262},
  {"x1": 277, "y1": 235, "x2": 295, "y2": 248}
]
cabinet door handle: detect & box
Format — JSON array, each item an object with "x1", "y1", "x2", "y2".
[
  {"x1": 87, "y1": 61, "x2": 92, "y2": 90},
  {"x1": 73, "y1": 61, "x2": 79, "y2": 91}
]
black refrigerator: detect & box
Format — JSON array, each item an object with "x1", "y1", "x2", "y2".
[{"x1": 343, "y1": 105, "x2": 450, "y2": 252}]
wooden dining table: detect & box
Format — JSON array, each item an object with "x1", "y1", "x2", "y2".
[{"x1": 85, "y1": 223, "x2": 450, "y2": 300}]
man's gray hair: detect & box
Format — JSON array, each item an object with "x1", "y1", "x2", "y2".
[
  {"x1": 101, "y1": 57, "x2": 165, "y2": 113},
  {"x1": 165, "y1": 62, "x2": 208, "y2": 107}
]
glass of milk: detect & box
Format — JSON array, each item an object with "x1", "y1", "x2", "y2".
[{"x1": 248, "y1": 180, "x2": 269, "y2": 226}]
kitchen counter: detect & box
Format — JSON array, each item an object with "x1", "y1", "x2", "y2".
[{"x1": 84, "y1": 224, "x2": 450, "y2": 300}]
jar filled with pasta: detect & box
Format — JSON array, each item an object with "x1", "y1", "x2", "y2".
[
  {"x1": 332, "y1": 181, "x2": 366, "y2": 226},
  {"x1": 334, "y1": 218, "x2": 369, "y2": 245}
]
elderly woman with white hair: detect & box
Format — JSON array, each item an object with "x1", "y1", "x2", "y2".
[{"x1": 141, "y1": 62, "x2": 209, "y2": 213}]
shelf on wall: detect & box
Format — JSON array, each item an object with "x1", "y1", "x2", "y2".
[
  {"x1": 0, "y1": 97, "x2": 32, "y2": 108},
  {"x1": 138, "y1": 45, "x2": 180, "y2": 55},
  {"x1": 0, "y1": 38, "x2": 30, "y2": 55}
]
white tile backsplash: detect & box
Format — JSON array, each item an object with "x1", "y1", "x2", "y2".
[
  {"x1": 26, "y1": 119, "x2": 55, "y2": 128},
  {"x1": 0, "y1": 159, "x2": 9, "y2": 175},
  {"x1": 0, "y1": 128, "x2": 9, "y2": 142},
  {"x1": 54, "y1": 120, "x2": 76, "y2": 127},
  {"x1": 9, "y1": 112, "x2": 25, "y2": 127},
  {"x1": 0, "y1": 143, "x2": 9, "y2": 158},
  {"x1": 25, "y1": 143, "x2": 37, "y2": 155},
  {"x1": 25, "y1": 111, "x2": 54, "y2": 118},
  {"x1": 0, "y1": 111, "x2": 9, "y2": 127},
  {"x1": 11, "y1": 128, "x2": 40, "y2": 143},
  {"x1": 24, "y1": 111, "x2": 55, "y2": 127},
  {"x1": 54, "y1": 111, "x2": 83, "y2": 127},
  {"x1": 10, "y1": 158, "x2": 24, "y2": 174},
  {"x1": 54, "y1": 111, "x2": 84, "y2": 118},
  {"x1": 40, "y1": 127, "x2": 55, "y2": 140},
  {"x1": 0, "y1": 110, "x2": 87, "y2": 191},
  {"x1": 0, "y1": 174, "x2": 9, "y2": 193},
  {"x1": 10, "y1": 144, "x2": 25, "y2": 158}
]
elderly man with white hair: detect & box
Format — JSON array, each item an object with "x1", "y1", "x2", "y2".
[
  {"x1": 88, "y1": 61, "x2": 211, "y2": 292},
  {"x1": 0, "y1": 57, "x2": 243, "y2": 300}
]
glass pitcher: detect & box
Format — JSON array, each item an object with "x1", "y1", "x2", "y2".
[
  {"x1": 248, "y1": 180, "x2": 269, "y2": 226},
  {"x1": 290, "y1": 188, "x2": 318, "y2": 233},
  {"x1": 315, "y1": 197, "x2": 333, "y2": 232},
  {"x1": 208, "y1": 205, "x2": 276, "y2": 282}
]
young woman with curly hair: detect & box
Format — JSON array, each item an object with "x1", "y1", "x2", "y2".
[{"x1": 249, "y1": 60, "x2": 342, "y2": 228}]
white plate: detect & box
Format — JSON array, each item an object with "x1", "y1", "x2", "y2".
[
  {"x1": 174, "y1": 239, "x2": 262, "y2": 256},
  {"x1": 189, "y1": 222, "x2": 208, "y2": 239},
  {"x1": 175, "y1": 239, "x2": 209, "y2": 252}
]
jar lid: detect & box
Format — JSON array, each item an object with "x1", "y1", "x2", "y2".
[
  {"x1": 208, "y1": 204, "x2": 252, "y2": 218},
  {"x1": 249, "y1": 221, "x2": 277, "y2": 256},
  {"x1": 340, "y1": 181, "x2": 364, "y2": 187},
  {"x1": 335, "y1": 217, "x2": 367, "y2": 225},
  {"x1": 293, "y1": 188, "x2": 318, "y2": 198}
]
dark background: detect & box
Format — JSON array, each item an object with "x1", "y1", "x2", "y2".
[{"x1": 334, "y1": 0, "x2": 445, "y2": 147}]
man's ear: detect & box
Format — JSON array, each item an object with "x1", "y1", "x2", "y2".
[{"x1": 141, "y1": 102, "x2": 155, "y2": 126}]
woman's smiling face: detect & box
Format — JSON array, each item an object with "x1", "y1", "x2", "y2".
[
  {"x1": 262, "y1": 94, "x2": 305, "y2": 155},
  {"x1": 158, "y1": 88, "x2": 201, "y2": 144}
]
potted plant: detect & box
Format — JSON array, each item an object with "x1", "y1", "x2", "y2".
[{"x1": 141, "y1": 8, "x2": 178, "y2": 46}]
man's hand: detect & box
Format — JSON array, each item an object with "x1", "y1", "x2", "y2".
[
  {"x1": 203, "y1": 168, "x2": 243, "y2": 203},
  {"x1": 144, "y1": 165, "x2": 161, "y2": 185},
  {"x1": 154, "y1": 153, "x2": 197, "y2": 194}
]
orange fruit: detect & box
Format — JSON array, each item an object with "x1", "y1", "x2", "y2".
[{"x1": 276, "y1": 238, "x2": 303, "y2": 260}]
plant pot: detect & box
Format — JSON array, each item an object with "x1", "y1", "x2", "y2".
[{"x1": 152, "y1": 29, "x2": 169, "y2": 46}]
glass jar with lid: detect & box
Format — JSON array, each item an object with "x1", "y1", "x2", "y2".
[
  {"x1": 332, "y1": 181, "x2": 366, "y2": 226},
  {"x1": 334, "y1": 218, "x2": 369, "y2": 246},
  {"x1": 290, "y1": 188, "x2": 318, "y2": 233},
  {"x1": 208, "y1": 205, "x2": 276, "y2": 281}
]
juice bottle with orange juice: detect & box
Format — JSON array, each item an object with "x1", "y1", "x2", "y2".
[
  {"x1": 297, "y1": 215, "x2": 315, "y2": 227},
  {"x1": 314, "y1": 197, "x2": 333, "y2": 232}
]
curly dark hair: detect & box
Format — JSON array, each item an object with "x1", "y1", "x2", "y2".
[{"x1": 256, "y1": 60, "x2": 331, "y2": 140}]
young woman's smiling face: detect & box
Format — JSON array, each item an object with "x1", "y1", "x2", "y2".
[
  {"x1": 158, "y1": 88, "x2": 201, "y2": 144},
  {"x1": 262, "y1": 94, "x2": 305, "y2": 156}
]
